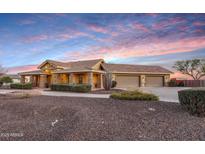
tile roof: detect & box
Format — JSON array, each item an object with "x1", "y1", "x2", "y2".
[
  {"x1": 18, "y1": 70, "x2": 46, "y2": 75},
  {"x1": 102, "y1": 63, "x2": 172, "y2": 74},
  {"x1": 40, "y1": 59, "x2": 104, "y2": 70}
]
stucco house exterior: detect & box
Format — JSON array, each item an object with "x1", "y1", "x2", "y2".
[{"x1": 19, "y1": 59, "x2": 172, "y2": 90}]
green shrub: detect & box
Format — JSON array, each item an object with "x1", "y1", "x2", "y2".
[
  {"x1": 111, "y1": 80, "x2": 117, "y2": 88},
  {"x1": 178, "y1": 88, "x2": 205, "y2": 117},
  {"x1": 110, "y1": 90, "x2": 159, "y2": 101},
  {"x1": 51, "y1": 84, "x2": 92, "y2": 93},
  {"x1": 10, "y1": 83, "x2": 32, "y2": 89},
  {"x1": 0, "y1": 76, "x2": 13, "y2": 83}
]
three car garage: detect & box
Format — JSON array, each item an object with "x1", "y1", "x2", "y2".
[{"x1": 115, "y1": 74, "x2": 164, "y2": 88}]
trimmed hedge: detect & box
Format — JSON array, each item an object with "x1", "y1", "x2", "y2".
[
  {"x1": 51, "y1": 84, "x2": 92, "y2": 93},
  {"x1": 110, "y1": 90, "x2": 159, "y2": 101},
  {"x1": 178, "y1": 88, "x2": 205, "y2": 117},
  {"x1": 10, "y1": 83, "x2": 32, "y2": 89}
]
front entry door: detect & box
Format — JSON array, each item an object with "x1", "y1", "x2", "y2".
[{"x1": 47, "y1": 75, "x2": 51, "y2": 88}]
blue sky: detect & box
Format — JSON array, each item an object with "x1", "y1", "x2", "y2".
[{"x1": 0, "y1": 14, "x2": 205, "y2": 76}]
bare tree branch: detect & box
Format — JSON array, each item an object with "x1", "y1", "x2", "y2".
[{"x1": 173, "y1": 59, "x2": 205, "y2": 80}]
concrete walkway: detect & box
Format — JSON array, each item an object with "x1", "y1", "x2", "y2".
[
  {"x1": 0, "y1": 89, "x2": 110, "y2": 99},
  {"x1": 41, "y1": 91, "x2": 110, "y2": 98}
]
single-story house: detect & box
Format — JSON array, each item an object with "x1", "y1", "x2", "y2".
[{"x1": 19, "y1": 59, "x2": 172, "y2": 90}]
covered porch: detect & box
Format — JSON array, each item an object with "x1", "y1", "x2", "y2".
[
  {"x1": 19, "y1": 70, "x2": 105, "y2": 90},
  {"x1": 19, "y1": 70, "x2": 51, "y2": 88},
  {"x1": 52, "y1": 71, "x2": 104, "y2": 90}
]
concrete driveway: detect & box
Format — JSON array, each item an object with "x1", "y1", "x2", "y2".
[{"x1": 138, "y1": 87, "x2": 191, "y2": 103}]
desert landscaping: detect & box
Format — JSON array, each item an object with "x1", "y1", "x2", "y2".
[{"x1": 0, "y1": 92, "x2": 205, "y2": 141}]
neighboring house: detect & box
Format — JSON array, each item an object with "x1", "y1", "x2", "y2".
[
  {"x1": 1, "y1": 74, "x2": 21, "y2": 83},
  {"x1": 19, "y1": 59, "x2": 172, "y2": 90}
]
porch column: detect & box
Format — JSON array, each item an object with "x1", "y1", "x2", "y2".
[
  {"x1": 69, "y1": 73, "x2": 74, "y2": 84},
  {"x1": 100, "y1": 74, "x2": 103, "y2": 89},
  {"x1": 20, "y1": 75, "x2": 25, "y2": 84},
  {"x1": 30, "y1": 76, "x2": 34, "y2": 86},
  {"x1": 52, "y1": 73, "x2": 59, "y2": 84},
  {"x1": 39, "y1": 74, "x2": 47, "y2": 88},
  {"x1": 140, "y1": 75, "x2": 146, "y2": 87},
  {"x1": 88, "y1": 72, "x2": 93, "y2": 89},
  {"x1": 164, "y1": 75, "x2": 170, "y2": 87}
]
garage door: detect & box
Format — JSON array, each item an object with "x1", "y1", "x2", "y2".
[
  {"x1": 116, "y1": 75, "x2": 139, "y2": 88},
  {"x1": 146, "y1": 76, "x2": 164, "y2": 87}
]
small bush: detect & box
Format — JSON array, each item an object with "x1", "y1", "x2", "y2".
[
  {"x1": 110, "y1": 90, "x2": 159, "y2": 101},
  {"x1": 111, "y1": 80, "x2": 117, "y2": 88},
  {"x1": 10, "y1": 83, "x2": 32, "y2": 89},
  {"x1": 178, "y1": 88, "x2": 205, "y2": 117},
  {"x1": 51, "y1": 84, "x2": 92, "y2": 93}
]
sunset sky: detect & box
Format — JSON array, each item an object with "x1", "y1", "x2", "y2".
[{"x1": 0, "y1": 13, "x2": 205, "y2": 78}]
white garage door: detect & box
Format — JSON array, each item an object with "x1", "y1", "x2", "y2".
[
  {"x1": 146, "y1": 76, "x2": 164, "y2": 87},
  {"x1": 116, "y1": 75, "x2": 139, "y2": 88}
]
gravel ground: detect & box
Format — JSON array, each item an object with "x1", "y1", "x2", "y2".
[{"x1": 0, "y1": 95, "x2": 205, "y2": 141}]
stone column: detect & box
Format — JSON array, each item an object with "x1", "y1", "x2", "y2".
[
  {"x1": 100, "y1": 74, "x2": 103, "y2": 89},
  {"x1": 112, "y1": 74, "x2": 116, "y2": 81},
  {"x1": 20, "y1": 76, "x2": 25, "y2": 84},
  {"x1": 69, "y1": 73, "x2": 74, "y2": 84},
  {"x1": 39, "y1": 75, "x2": 47, "y2": 88},
  {"x1": 52, "y1": 74, "x2": 58, "y2": 84},
  {"x1": 88, "y1": 72, "x2": 93, "y2": 89},
  {"x1": 30, "y1": 76, "x2": 34, "y2": 86},
  {"x1": 164, "y1": 75, "x2": 170, "y2": 87},
  {"x1": 140, "y1": 75, "x2": 146, "y2": 87}
]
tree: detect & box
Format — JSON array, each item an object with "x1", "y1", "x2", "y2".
[
  {"x1": 103, "y1": 72, "x2": 112, "y2": 90},
  {"x1": 173, "y1": 59, "x2": 205, "y2": 80},
  {"x1": 0, "y1": 76, "x2": 13, "y2": 83},
  {"x1": 0, "y1": 65, "x2": 7, "y2": 76}
]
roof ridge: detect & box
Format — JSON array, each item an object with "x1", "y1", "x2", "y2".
[
  {"x1": 104, "y1": 63, "x2": 162, "y2": 68},
  {"x1": 64, "y1": 58, "x2": 104, "y2": 64}
]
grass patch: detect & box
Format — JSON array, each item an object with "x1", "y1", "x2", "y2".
[{"x1": 110, "y1": 90, "x2": 159, "y2": 101}]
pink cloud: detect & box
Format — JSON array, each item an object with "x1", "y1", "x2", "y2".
[
  {"x1": 23, "y1": 34, "x2": 49, "y2": 43},
  {"x1": 7, "y1": 65, "x2": 38, "y2": 74},
  {"x1": 193, "y1": 21, "x2": 205, "y2": 26},
  {"x1": 89, "y1": 24, "x2": 108, "y2": 33},
  {"x1": 56, "y1": 31, "x2": 88, "y2": 41},
  {"x1": 132, "y1": 22, "x2": 149, "y2": 32},
  {"x1": 152, "y1": 17, "x2": 186, "y2": 29},
  {"x1": 62, "y1": 36, "x2": 205, "y2": 61},
  {"x1": 18, "y1": 19, "x2": 36, "y2": 25}
]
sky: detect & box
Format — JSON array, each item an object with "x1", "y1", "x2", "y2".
[{"x1": 0, "y1": 13, "x2": 205, "y2": 78}]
